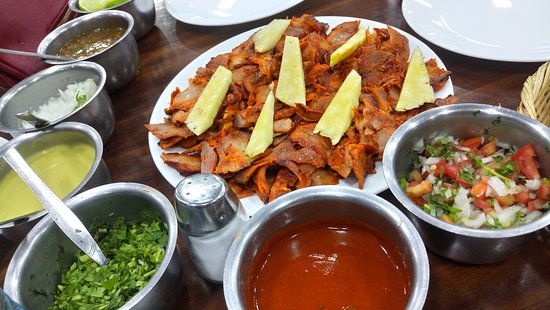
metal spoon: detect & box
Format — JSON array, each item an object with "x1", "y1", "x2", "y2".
[
  {"x1": 2, "y1": 148, "x2": 108, "y2": 266},
  {"x1": 15, "y1": 111, "x2": 50, "y2": 128},
  {"x1": 0, "y1": 48, "x2": 75, "y2": 62}
]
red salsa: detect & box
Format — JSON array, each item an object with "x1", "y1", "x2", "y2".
[{"x1": 245, "y1": 219, "x2": 411, "y2": 310}]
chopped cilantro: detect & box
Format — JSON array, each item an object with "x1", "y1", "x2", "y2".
[
  {"x1": 75, "y1": 92, "x2": 88, "y2": 108},
  {"x1": 473, "y1": 110, "x2": 481, "y2": 116},
  {"x1": 495, "y1": 162, "x2": 516, "y2": 176},
  {"x1": 427, "y1": 194, "x2": 461, "y2": 215},
  {"x1": 468, "y1": 152, "x2": 513, "y2": 185},
  {"x1": 459, "y1": 169, "x2": 474, "y2": 184},
  {"x1": 50, "y1": 211, "x2": 168, "y2": 310},
  {"x1": 492, "y1": 155, "x2": 504, "y2": 163},
  {"x1": 399, "y1": 176, "x2": 407, "y2": 190}
]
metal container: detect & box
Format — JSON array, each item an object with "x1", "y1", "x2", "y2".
[
  {"x1": 68, "y1": 0, "x2": 156, "y2": 40},
  {"x1": 37, "y1": 10, "x2": 139, "y2": 93},
  {"x1": 3, "y1": 182, "x2": 183, "y2": 310},
  {"x1": 0, "y1": 122, "x2": 111, "y2": 242},
  {"x1": 0, "y1": 62, "x2": 114, "y2": 143},
  {"x1": 383, "y1": 103, "x2": 550, "y2": 264},
  {"x1": 224, "y1": 186, "x2": 430, "y2": 310},
  {"x1": 175, "y1": 173, "x2": 247, "y2": 282}
]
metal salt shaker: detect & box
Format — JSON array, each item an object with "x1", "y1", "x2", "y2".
[{"x1": 174, "y1": 173, "x2": 247, "y2": 283}]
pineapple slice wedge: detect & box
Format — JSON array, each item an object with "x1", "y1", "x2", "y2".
[
  {"x1": 275, "y1": 36, "x2": 306, "y2": 107},
  {"x1": 253, "y1": 19, "x2": 291, "y2": 53},
  {"x1": 244, "y1": 84, "x2": 275, "y2": 157},
  {"x1": 314, "y1": 69, "x2": 362, "y2": 145},
  {"x1": 330, "y1": 28, "x2": 367, "y2": 67},
  {"x1": 395, "y1": 47, "x2": 435, "y2": 112},
  {"x1": 184, "y1": 66, "x2": 232, "y2": 136}
]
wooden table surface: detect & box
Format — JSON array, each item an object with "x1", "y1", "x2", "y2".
[{"x1": 1, "y1": 0, "x2": 549, "y2": 309}]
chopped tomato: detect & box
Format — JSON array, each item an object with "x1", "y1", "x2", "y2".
[
  {"x1": 513, "y1": 144, "x2": 537, "y2": 159},
  {"x1": 536, "y1": 181, "x2": 550, "y2": 200},
  {"x1": 480, "y1": 140, "x2": 497, "y2": 156},
  {"x1": 433, "y1": 160, "x2": 447, "y2": 177},
  {"x1": 495, "y1": 194, "x2": 516, "y2": 207},
  {"x1": 410, "y1": 196, "x2": 427, "y2": 206},
  {"x1": 474, "y1": 198, "x2": 492, "y2": 212},
  {"x1": 406, "y1": 181, "x2": 433, "y2": 198},
  {"x1": 444, "y1": 164, "x2": 460, "y2": 179},
  {"x1": 513, "y1": 188, "x2": 530, "y2": 205},
  {"x1": 528, "y1": 199, "x2": 546, "y2": 212},
  {"x1": 461, "y1": 137, "x2": 483, "y2": 149},
  {"x1": 470, "y1": 181, "x2": 487, "y2": 198},
  {"x1": 512, "y1": 144, "x2": 541, "y2": 180}
]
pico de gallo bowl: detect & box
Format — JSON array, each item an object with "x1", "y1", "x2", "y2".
[
  {"x1": 402, "y1": 134, "x2": 549, "y2": 229},
  {"x1": 383, "y1": 103, "x2": 550, "y2": 263}
]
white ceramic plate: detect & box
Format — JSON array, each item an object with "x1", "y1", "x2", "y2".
[
  {"x1": 402, "y1": 0, "x2": 550, "y2": 62},
  {"x1": 148, "y1": 16, "x2": 455, "y2": 216},
  {"x1": 165, "y1": 0, "x2": 304, "y2": 26}
]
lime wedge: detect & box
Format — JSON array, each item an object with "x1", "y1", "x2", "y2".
[{"x1": 78, "y1": 0, "x2": 126, "y2": 11}]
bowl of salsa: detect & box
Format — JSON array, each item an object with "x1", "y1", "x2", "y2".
[
  {"x1": 224, "y1": 186, "x2": 429, "y2": 310},
  {"x1": 0, "y1": 122, "x2": 110, "y2": 242},
  {"x1": 37, "y1": 10, "x2": 138, "y2": 93},
  {"x1": 383, "y1": 103, "x2": 550, "y2": 264}
]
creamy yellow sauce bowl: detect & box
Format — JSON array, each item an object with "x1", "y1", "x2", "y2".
[{"x1": 0, "y1": 122, "x2": 110, "y2": 242}]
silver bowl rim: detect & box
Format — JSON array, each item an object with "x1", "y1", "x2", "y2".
[
  {"x1": 4, "y1": 182, "x2": 178, "y2": 310},
  {"x1": 0, "y1": 121, "x2": 104, "y2": 228},
  {"x1": 223, "y1": 185, "x2": 430, "y2": 310},
  {"x1": 37, "y1": 10, "x2": 134, "y2": 65},
  {"x1": 0, "y1": 61, "x2": 107, "y2": 134},
  {"x1": 382, "y1": 103, "x2": 550, "y2": 239},
  {"x1": 68, "y1": 0, "x2": 135, "y2": 14}
]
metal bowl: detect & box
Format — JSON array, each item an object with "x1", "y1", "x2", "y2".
[
  {"x1": 383, "y1": 103, "x2": 550, "y2": 264},
  {"x1": 0, "y1": 122, "x2": 111, "y2": 242},
  {"x1": 0, "y1": 62, "x2": 114, "y2": 143},
  {"x1": 68, "y1": 0, "x2": 156, "y2": 40},
  {"x1": 224, "y1": 186, "x2": 430, "y2": 310},
  {"x1": 3, "y1": 182, "x2": 183, "y2": 310},
  {"x1": 37, "y1": 10, "x2": 138, "y2": 93}
]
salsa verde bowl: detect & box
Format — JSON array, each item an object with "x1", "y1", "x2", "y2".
[
  {"x1": 224, "y1": 186, "x2": 429, "y2": 310},
  {"x1": 3, "y1": 182, "x2": 183, "y2": 310},
  {"x1": 0, "y1": 122, "x2": 110, "y2": 242},
  {"x1": 383, "y1": 103, "x2": 550, "y2": 264}
]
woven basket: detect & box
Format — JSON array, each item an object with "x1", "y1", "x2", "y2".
[{"x1": 518, "y1": 60, "x2": 550, "y2": 127}]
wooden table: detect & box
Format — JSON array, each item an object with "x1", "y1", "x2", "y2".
[{"x1": 1, "y1": 0, "x2": 549, "y2": 309}]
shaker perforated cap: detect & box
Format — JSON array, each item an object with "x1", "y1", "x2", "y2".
[{"x1": 174, "y1": 173, "x2": 240, "y2": 236}]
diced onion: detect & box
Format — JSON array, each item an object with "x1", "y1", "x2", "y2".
[
  {"x1": 488, "y1": 176, "x2": 508, "y2": 197},
  {"x1": 525, "y1": 179, "x2": 541, "y2": 191},
  {"x1": 462, "y1": 212, "x2": 487, "y2": 229}
]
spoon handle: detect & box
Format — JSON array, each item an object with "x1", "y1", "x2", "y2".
[
  {"x1": 2, "y1": 148, "x2": 108, "y2": 266},
  {"x1": 0, "y1": 48, "x2": 74, "y2": 62}
]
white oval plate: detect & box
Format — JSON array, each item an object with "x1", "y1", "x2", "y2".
[
  {"x1": 148, "y1": 16, "x2": 455, "y2": 216},
  {"x1": 165, "y1": 0, "x2": 304, "y2": 26},
  {"x1": 402, "y1": 0, "x2": 550, "y2": 62}
]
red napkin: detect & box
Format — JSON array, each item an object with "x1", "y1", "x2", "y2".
[{"x1": 0, "y1": 0, "x2": 79, "y2": 91}]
